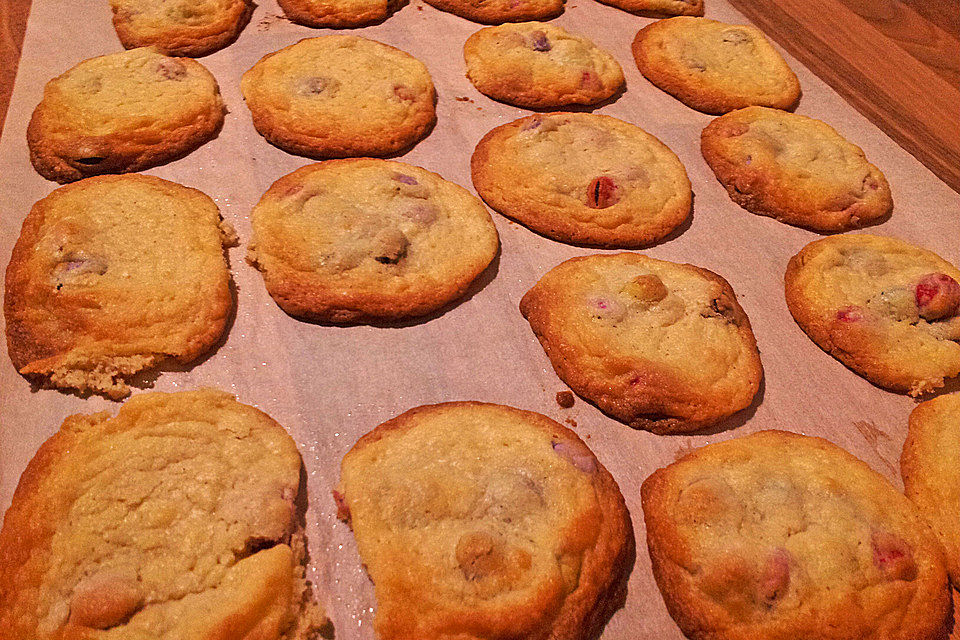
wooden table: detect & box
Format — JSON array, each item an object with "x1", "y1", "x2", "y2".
[{"x1": 4, "y1": 0, "x2": 955, "y2": 194}]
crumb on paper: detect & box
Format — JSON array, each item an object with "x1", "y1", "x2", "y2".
[
  {"x1": 556, "y1": 391, "x2": 574, "y2": 408},
  {"x1": 565, "y1": 418, "x2": 578, "y2": 428},
  {"x1": 673, "y1": 438, "x2": 696, "y2": 461},
  {"x1": 257, "y1": 13, "x2": 291, "y2": 30}
]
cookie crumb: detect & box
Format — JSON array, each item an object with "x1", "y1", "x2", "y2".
[
  {"x1": 556, "y1": 391, "x2": 575, "y2": 408},
  {"x1": 565, "y1": 418, "x2": 578, "y2": 428}
]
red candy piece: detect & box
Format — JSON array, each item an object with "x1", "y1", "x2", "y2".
[
  {"x1": 758, "y1": 548, "x2": 791, "y2": 602},
  {"x1": 579, "y1": 70, "x2": 602, "y2": 91},
  {"x1": 835, "y1": 306, "x2": 863, "y2": 322},
  {"x1": 587, "y1": 176, "x2": 620, "y2": 209},
  {"x1": 915, "y1": 272, "x2": 960, "y2": 320},
  {"x1": 871, "y1": 530, "x2": 917, "y2": 581}
]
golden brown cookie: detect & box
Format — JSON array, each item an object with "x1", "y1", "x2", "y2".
[
  {"x1": 5, "y1": 175, "x2": 235, "y2": 399},
  {"x1": 110, "y1": 0, "x2": 254, "y2": 57},
  {"x1": 241, "y1": 36, "x2": 436, "y2": 159},
  {"x1": 423, "y1": 0, "x2": 563, "y2": 24},
  {"x1": 902, "y1": 393, "x2": 960, "y2": 588},
  {"x1": 701, "y1": 107, "x2": 893, "y2": 231},
  {"x1": 519, "y1": 253, "x2": 762, "y2": 434},
  {"x1": 335, "y1": 401, "x2": 632, "y2": 640},
  {"x1": 785, "y1": 234, "x2": 960, "y2": 396},
  {"x1": 464, "y1": 22, "x2": 624, "y2": 108},
  {"x1": 27, "y1": 48, "x2": 225, "y2": 183},
  {"x1": 0, "y1": 389, "x2": 326, "y2": 639},
  {"x1": 594, "y1": 0, "x2": 702, "y2": 18},
  {"x1": 632, "y1": 17, "x2": 800, "y2": 114},
  {"x1": 277, "y1": 0, "x2": 404, "y2": 27},
  {"x1": 472, "y1": 113, "x2": 691, "y2": 248},
  {"x1": 248, "y1": 159, "x2": 499, "y2": 323},
  {"x1": 642, "y1": 430, "x2": 950, "y2": 640}
]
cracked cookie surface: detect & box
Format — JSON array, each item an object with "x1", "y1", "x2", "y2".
[
  {"x1": 27, "y1": 48, "x2": 225, "y2": 183},
  {"x1": 472, "y1": 113, "x2": 691, "y2": 247},
  {"x1": 335, "y1": 401, "x2": 632, "y2": 640},
  {"x1": 519, "y1": 253, "x2": 762, "y2": 433},
  {"x1": 785, "y1": 234, "x2": 960, "y2": 395},
  {"x1": 0, "y1": 389, "x2": 326, "y2": 639},
  {"x1": 110, "y1": 0, "x2": 253, "y2": 57},
  {"x1": 248, "y1": 159, "x2": 499, "y2": 323},
  {"x1": 4, "y1": 174, "x2": 235, "y2": 399},
  {"x1": 642, "y1": 430, "x2": 950, "y2": 640},
  {"x1": 464, "y1": 22, "x2": 624, "y2": 108},
  {"x1": 902, "y1": 393, "x2": 960, "y2": 589},
  {"x1": 241, "y1": 36, "x2": 436, "y2": 159},
  {"x1": 632, "y1": 17, "x2": 800, "y2": 114},
  {"x1": 701, "y1": 106, "x2": 892, "y2": 231}
]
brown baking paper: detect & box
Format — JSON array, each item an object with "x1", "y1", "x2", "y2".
[{"x1": 1, "y1": 0, "x2": 958, "y2": 637}]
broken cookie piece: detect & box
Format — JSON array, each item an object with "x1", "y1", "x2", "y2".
[
  {"x1": 0, "y1": 389, "x2": 327, "y2": 639},
  {"x1": 4, "y1": 174, "x2": 235, "y2": 399}
]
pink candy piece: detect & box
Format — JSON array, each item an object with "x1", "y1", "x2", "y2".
[
  {"x1": 552, "y1": 440, "x2": 596, "y2": 473},
  {"x1": 579, "y1": 70, "x2": 602, "y2": 91},
  {"x1": 915, "y1": 272, "x2": 960, "y2": 320},
  {"x1": 758, "y1": 548, "x2": 791, "y2": 602},
  {"x1": 835, "y1": 306, "x2": 863, "y2": 322},
  {"x1": 588, "y1": 296, "x2": 626, "y2": 322},
  {"x1": 529, "y1": 31, "x2": 551, "y2": 51},
  {"x1": 157, "y1": 58, "x2": 186, "y2": 80},
  {"x1": 522, "y1": 117, "x2": 543, "y2": 131},
  {"x1": 871, "y1": 530, "x2": 917, "y2": 581},
  {"x1": 402, "y1": 202, "x2": 438, "y2": 224},
  {"x1": 393, "y1": 173, "x2": 418, "y2": 185}
]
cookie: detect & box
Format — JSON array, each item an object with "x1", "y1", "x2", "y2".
[
  {"x1": 594, "y1": 0, "x2": 702, "y2": 18},
  {"x1": 278, "y1": 0, "x2": 403, "y2": 27},
  {"x1": 701, "y1": 106, "x2": 892, "y2": 231},
  {"x1": 642, "y1": 430, "x2": 950, "y2": 640},
  {"x1": 784, "y1": 234, "x2": 960, "y2": 396},
  {"x1": 632, "y1": 17, "x2": 800, "y2": 114},
  {"x1": 902, "y1": 393, "x2": 960, "y2": 588},
  {"x1": 248, "y1": 159, "x2": 499, "y2": 323},
  {"x1": 5, "y1": 175, "x2": 236, "y2": 399},
  {"x1": 241, "y1": 36, "x2": 436, "y2": 159},
  {"x1": 423, "y1": 0, "x2": 563, "y2": 24},
  {"x1": 519, "y1": 253, "x2": 762, "y2": 434},
  {"x1": 27, "y1": 48, "x2": 225, "y2": 183},
  {"x1": 335, "y1": 401, "x2": 632, "y2": 640},
  {"x1": 472, "y1": 113, "x2": 691, "y2": 247},
  {"x1": 0, "y1": 389, "x2": 326, "y2": 639},
  {"x1": 464, "y1": 22, "x2": 624, "y2": 108},
  {"x1": 110, "y1": 0, "x2": 253, "y2": 57}
]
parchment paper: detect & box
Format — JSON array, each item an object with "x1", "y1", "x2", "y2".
[{"x1": 1, "y1": 0, "x2": 959, "y2": 637}]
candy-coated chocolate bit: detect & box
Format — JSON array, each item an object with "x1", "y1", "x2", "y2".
[
  {"x1": 835, "y1": 306, "x2": 863, "y2": 322},
  {"x1": 871, "y1": 530, "x2": 918, "y2": 581},
  {"x1": 529, "y1": 31, "x2": 551, "y2": 51},
  {"x1": 758, "y1": 549, "x2": 790, "y2": 602},
  {"x1": 587, "y1": 176, "x2": 619, "y2": 209},
  {"x1": 915, "y1": 273, "x2": 960, "y2": 321}
]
